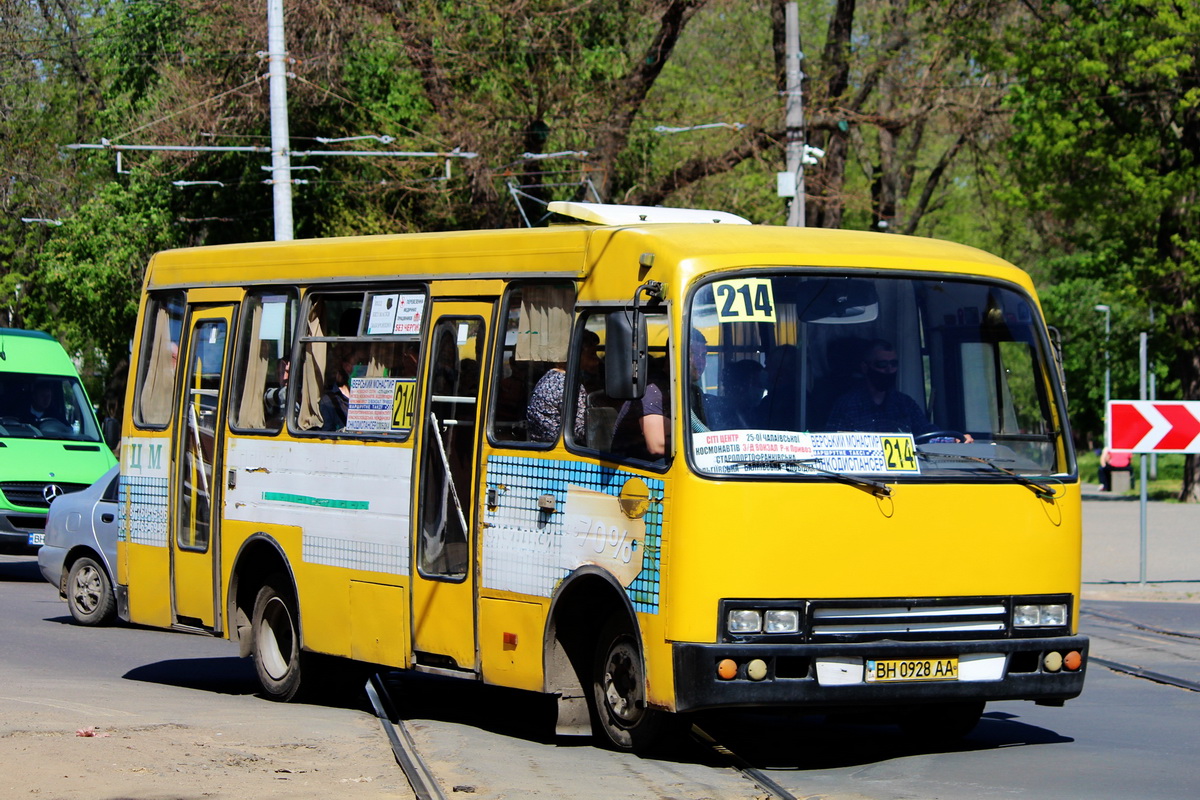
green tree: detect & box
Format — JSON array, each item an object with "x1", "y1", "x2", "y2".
[{"x1": 998, "y1": 0, "x2": 1200, "y2": 500}]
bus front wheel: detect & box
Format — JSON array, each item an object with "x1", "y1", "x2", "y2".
[
  {"x1": 251, "y1": 576, "x2": 303, "y2": 702},
  {"x1": 591, "y1": 620, "x2": 664, "y2": 752}
]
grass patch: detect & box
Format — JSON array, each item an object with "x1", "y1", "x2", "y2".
[{"x1": 1077, "y1": 450, "x2": 1185, "y2": 500}]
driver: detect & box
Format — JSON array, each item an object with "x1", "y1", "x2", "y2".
[
  {"x1": 826, "y1": 339, "x2": 972, "y2": 442},
  {"x1": 25, "y1": 380, "x2": 62, "y2": 424}
]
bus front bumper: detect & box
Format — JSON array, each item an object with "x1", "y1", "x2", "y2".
[{"x1": 673, "y1": 635, "x2": 1088, "y2": 712}]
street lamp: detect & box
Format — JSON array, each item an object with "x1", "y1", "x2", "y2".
[{"x1": 1094, "y1": 304, "x2": 1111, "y2": 412}]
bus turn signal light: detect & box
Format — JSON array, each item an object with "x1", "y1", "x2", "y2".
[
  {"x1": 717, "y1": 659, "x2": 738, "y2": 680},
  {"x1": 1064, "y1": 650, "x2": 1082, "y2": 671}
]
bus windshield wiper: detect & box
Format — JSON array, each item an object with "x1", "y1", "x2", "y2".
[
  {"x1": 725, "y1": 457, "x2": 893, "y2": 498},
  {"x1": 916, "y1": 451, "x2": 1057, "y2": 499}
]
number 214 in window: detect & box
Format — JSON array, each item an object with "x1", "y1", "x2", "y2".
[{"x1": 713, "y1": 279, "x2": 777, "y2": 323}]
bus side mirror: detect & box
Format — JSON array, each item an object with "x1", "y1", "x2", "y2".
[{"x1": 605, "y1": 311, "x2": 646, "y2": 400}]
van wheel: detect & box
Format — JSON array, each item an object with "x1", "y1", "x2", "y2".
[
  {"x1": 66, "y1": 557, "x2": 116, "y2": 626},
  {"x1": 591, "y1": 619, "x2": 664, "y2": 752},
  {"x1": 251, "y1": 575, "x2": 303, "y2": 701}
]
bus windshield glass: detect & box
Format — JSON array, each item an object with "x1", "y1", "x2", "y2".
[
  {"x1": 0, "y1": 372, "x2": 104, "y2": 443},
  {"x1": 686, "y1": 272, "x2": 1069, "y2": 479}
]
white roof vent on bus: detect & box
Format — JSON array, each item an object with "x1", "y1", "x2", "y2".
[{"x1": 547, "y1": 201, "x2": 752, "y2": 226}]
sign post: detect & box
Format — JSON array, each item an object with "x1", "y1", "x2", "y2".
[{"x1": 1107, "y1": 396, "x2": 1200, "y2": 584}]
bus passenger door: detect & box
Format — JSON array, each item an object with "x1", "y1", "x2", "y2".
[
  {"x1": 412, "y1": 305, "x2": 489, "y2": 671},
  {"x1": 171, "y1": 306, "x2": 234, "y2": 630}
]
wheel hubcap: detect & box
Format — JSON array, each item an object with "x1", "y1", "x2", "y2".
[
  {"x1": 71, "y1": 566, "x2": 101, "y2": 613},
  {"x1": 257, "y1": 596, "x2": 294, "y2": 681},
  {"x1": 603, "y1": 640, "x2": 644, "y2": 725}
]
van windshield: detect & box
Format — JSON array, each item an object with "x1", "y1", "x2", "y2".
[
  {"x1": 0, "y1": 372, "x2": 103, "y2": 443},
  {"x1": 686, "y1": 272, "x2": 1071, "y2": 480}
]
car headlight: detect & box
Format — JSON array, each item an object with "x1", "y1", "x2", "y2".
[
  {"x1": 1014, "y1": 603, "x2": 1068, "y2": 628},
  {"x1": 727, "y1": 609, "x2": 762, "y2": 634}
]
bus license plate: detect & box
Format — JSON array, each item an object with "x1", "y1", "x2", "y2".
[
  {"x1": 866, "y1": 657, "x2": 958, "y2": 682},
  {"x1": 27, "y1": 532, "x2": 45, "y2": 546}
]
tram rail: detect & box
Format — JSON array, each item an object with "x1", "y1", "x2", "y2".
[
  {"x1": 365, "y1": 673, "x2": 798, "y2": 800},
  {"x1": 1081, "y1": 606, "x2": 1200, "y2": 693}
]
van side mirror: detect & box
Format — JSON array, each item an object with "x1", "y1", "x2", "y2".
[{"x1": 605, "y1": 311, "x2": 647, "y2": 400}]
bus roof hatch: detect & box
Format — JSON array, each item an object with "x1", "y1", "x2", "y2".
[{"x1": 548, "y1": 201, "x2": 752, "y2": 226}]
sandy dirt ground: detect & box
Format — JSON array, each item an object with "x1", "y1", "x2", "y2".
[{"x1": 0, "y1": 689, "x2": 414, "y2": 800}]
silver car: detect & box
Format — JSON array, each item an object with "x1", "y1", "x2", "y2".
[{"x1": 38, "y1": 465, "x2": 119, "y2": 625}]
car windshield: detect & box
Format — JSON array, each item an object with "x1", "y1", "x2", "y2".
[
  {"x1": 0, "y1": 372, "x2": 104, "y2": 443},
  {"x1": 686, "y1": 272, "x2": 1071, "y2": 480}
]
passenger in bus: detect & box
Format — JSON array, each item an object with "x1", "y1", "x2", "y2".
[
  {"x1": 320, "y1": 346, "x2": 367, "y2": 432},
  {"x1": 526, "y1": 330, "x2": 600, "y2": 442},
  {"x1": 713, "y1": 359, "x2": 766, "y2": 429},
  {"x1": 610, "y1": 329, "x2": 705, "y2": 459},
  {"x1": 756, "y1": 345, "x2": 801, "y2": 430},
  {"x1": 826, "y1": 339, "x2": 972, "y2": 441}
]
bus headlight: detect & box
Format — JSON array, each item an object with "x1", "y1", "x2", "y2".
[
  {"x1": 764, "y1": 609, "x2": 800, "y2": 633},
  {"x1": 1014, "y1": 603, "x2": 1068, "y2": 628},
  {"x1": 727, "y1": 609, "x2": 762, "y2": 634}
]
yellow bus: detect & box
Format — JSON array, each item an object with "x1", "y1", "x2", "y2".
[{"x1": 117, "y1": 202, "x2": 1087, "y2": 751}]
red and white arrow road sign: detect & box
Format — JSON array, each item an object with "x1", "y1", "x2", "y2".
[{"x1": 1107, "y1": 400, "x2": 1200, "y2": 453}]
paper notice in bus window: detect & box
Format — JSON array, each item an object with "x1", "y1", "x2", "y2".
[
  {"x1": 347, "y1": 377, "x2": 401, "y2": 431},
  {"x1": 368, "y1": 294, "x2": 399, "y2": 334},
  {"x1": 392, "y1": 294, "x2": 425, "y2": 336},
  {"x1": 391, "y1": 379, "x2": 417, "y2": 431},
  {"x1": 692, "y1": 430, "x2": 920, "y2": 475},
  {"x1": 563, "y1": 486, "x2": 646, "y2": 586},
  {"x1": 713, "y1": 278, "x2": 777, "y2": 323}
]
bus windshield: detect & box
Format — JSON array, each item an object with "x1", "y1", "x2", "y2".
[
  {"x1": 686, "y1": 272, "x2": 1069, "y2": 479},
  {"x1": 0, "y1": 372, "x2": 103, "y2": 443}
]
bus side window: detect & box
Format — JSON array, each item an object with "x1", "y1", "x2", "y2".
[
  {"x1": 570, "y1": 311, "x2": 669, "y2": 462},
  {"x1": 134, "y1": 291, "x2": 185, "y2": 428},
  {"x1": 230, "y1": 290, "x2": 299, "y2": 433},
  {"x1": 294, "y1": 290, "x2": 424, "y2": 436},
  {"x1": 489, "y1": 282, "x2": 576, "y2": 445}
]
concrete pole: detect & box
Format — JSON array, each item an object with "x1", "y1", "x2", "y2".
[
  {"x1": 784, "y1": 2, "x2": 805, "y2": 227},
  {"x1": 267, "y1": 0, "x2": 294, "y2": 241}
]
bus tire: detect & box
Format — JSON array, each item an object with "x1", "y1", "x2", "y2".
[
  {"x1": 251, "y1": 575, "x2": 303, "y2": 702},
  {"x1": 591, "y1": 618, "x2": 664, "y2": 752}
]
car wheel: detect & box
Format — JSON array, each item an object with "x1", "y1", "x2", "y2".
[
  {"x1": 66, "y1": 556, "x2": 116, "y2": 626},
  {"x1": 251, "y1": 574, "x2": 304, "y2": 702}
]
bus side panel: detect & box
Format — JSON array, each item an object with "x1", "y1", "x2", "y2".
[
  {"x1": 223, "y1": 437, "x2": 413, "y2": 661},
  {"x1": 479, "y1": 454, "x2": 667, "y2": 685},
  {"x1": 350, "y1": 580, "x2": 409, "y2": 667},
  {"x1": 119, "y1": 435, "x2": 173, "y2": 629},
  {"x1": 479, "y1": 596, "x2": 546, "y2": 691}
]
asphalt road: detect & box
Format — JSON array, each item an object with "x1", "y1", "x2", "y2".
[{"x1": 4, "y1": 548, "x2": 1200, "y2": 799}]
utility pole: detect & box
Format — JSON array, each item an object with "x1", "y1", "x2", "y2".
[
  {"x1": 267, "y1": 0, "x2": 293, "y2": 241},
  {"x1": 784, "y1": 1, "x2": 805, "y2": 227}
]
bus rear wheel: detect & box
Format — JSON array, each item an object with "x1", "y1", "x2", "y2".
[
  {"x1": 591, "y1": 620, "x2": 664, "y2": 752},
  {"x1": 251, "y1": 576, "x2": 303, "y2": 702}
]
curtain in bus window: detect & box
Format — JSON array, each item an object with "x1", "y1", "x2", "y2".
[
  {"x1": 367, "y1": 343, "x2": 390, "y2": 377},
  {"x1": 235, "y1": 301, "x2": 268, "y2": 429},
  {"x1": 298, "y1": 302, "x2": 327, "y2": 430},
  {"x1": 139, "y1": 305, "x2": 178, "y2": 425},
  {"x1": 515, "y1": 286, "x2": 572, "y2": 362}
]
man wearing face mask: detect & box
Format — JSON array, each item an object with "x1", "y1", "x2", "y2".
[{"x1": 826, "y1": 339, "x2": 970, "y2": 441}]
